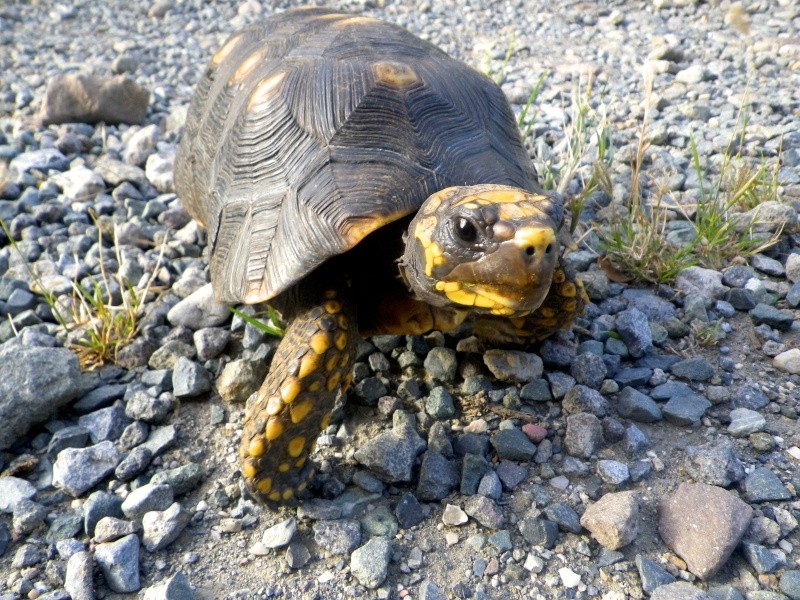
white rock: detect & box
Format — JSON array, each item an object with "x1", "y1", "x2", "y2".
[
  {"x1": 123, "y1": 124, "x2": 161, "y2": 166},
  {"x1": 50, "y1": 166, "x2": 105, "y2": 200},
  {"x1": 442, "y1": 504, "x2": 468, "y2": 526},
  {"x1": 774, "y1": 348, "x2": 800, "y2": 375},
  {"x1": 145, "y1": 150, "x2": 175, "y2": 193},
  {"x1": 559, "y1": 566, "x2": 582, "y2": 587}
]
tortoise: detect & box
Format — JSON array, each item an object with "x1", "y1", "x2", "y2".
[{"x1": 174, "y1": 7, "x2": 588, "y2": 504}]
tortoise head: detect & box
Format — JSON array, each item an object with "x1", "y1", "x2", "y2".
[{"x1": 400, "y1": 184, "x2": 564, "y2": 317}]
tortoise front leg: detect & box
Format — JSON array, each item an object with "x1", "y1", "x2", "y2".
[
  {"x1": 472, "y1": 261, "x2": 589, "y2": 344},
  {"x1": 239, "y1": 289, "x2": 357, "y2": 503}
]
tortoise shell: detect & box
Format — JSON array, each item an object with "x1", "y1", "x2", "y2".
[{"x1": 174, "y1": 7, "x2": 538, "y2": 305}]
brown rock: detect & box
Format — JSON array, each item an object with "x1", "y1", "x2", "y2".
[
  {"x1": 580, "y1": 491, "x2": 639, "y2": 550},
  {"x1": 41, "y1": 73, "x2": 149, "y2": 125},
  {"x1": 658, "y1": 482, "x2": 753, "y2": 579}
]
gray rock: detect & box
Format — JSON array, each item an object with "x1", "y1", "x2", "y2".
[
  {"x1": 115, "y1": 446, "x2": 154, "y2": 481},
  {"x1": 47, "y1": 425, "x2": 91, "y2": 456},
  {"x1": 774, "y1": 349, "x2": 800, "y2": 375},
  {"x1": 685, "y1": 438, "x2": 745, "y2": 487},
  {"x1": 121, "y1": 483, "x2": 174, "y2": 521},
  {"x1": 167, "y1": 283, "x2": 230, "y2": 329},
  {"x1": 395, "y1": 492, "x2": 425, "y2": 529},
  {"x1": 518, "y1": 515, "x2": 558, "y2": 548},
  {"x1": 744, "y1": 468, "x2": 792, "y2": 503},
  {"x1": 614, "y1": 367, "x2": 653, "y2": 387},
  {"x1": 142, "y1": 572, "x2": 194, "y2": 600},
  {"x1": 148, "y1": 340, "x2": 196, "y2": 370},
  {"x1": 562, "y1": 385, "x2": 609, "y2": 417},
  {"x1": 65, "y1": 551, "x2": 94, "y2": 600},
  {"x1": 419, "y1": 580, "x2": 447, "y2": 600},
  {"x1": 262, "y1": 517, "x2": 296, "y2": 549},
  {"x1": 662, "y1": 393, "x2": 711, "y2": 425},
  {"x1": 425, "y1": 386, "x2": 455, "y2": 419},
  {"x1": 84, "y1": 491, "x2": 124, "y2": 537},
  {"x1": 624, "y1": 425, "x2": 650, "y2": 455},
  {"x1": 79, "y1": 404, "x2": 131, "y2": 442},
  {"x1": 615, "y1": 308, "x2": 653, "y2": 358},
  {"x1": 750, "y1": 303, "x2": 795, "y2": 332},
  {"x1": 544, "y1": 502, "x2": 582, "y2": 533},
  {"x1": 142, "y1": 502, "x2": 191, "y2": 551},
  {"x1": 360, "y1": 504, "x2": 398, "y2": 538},
  {"x1": 122, "y1": 124, "x2": 160, "y2": 167},
  {"x1": 424, "y1": 347, "x2": 458, "y2": 381},
  {"x1": 172, "y1": 357, "x2": 211, "y2": 398},
  {"x1": 787, "y1": 283, "x2": 800, "y2": 308},
  {"x1": 149, "y1": 463, "x2": 203, "y2": 496},
  {"x1": 51, "y1": 165, "x2": 105, "y2": 200},
  {"x1": 596, "y1": 460, "x2": 630, "y2": 486},
  {"x1": 94, "y1": 516, "x2": 140, "y2": 543},
  {"x1": 741, "y1": 542, "x2": 783, "y2": 574},
  {"x1": 728, "y1": 408, "x2": 766, "y2": 436},
  {"x1": 0, "y1": 477, "x2": 36, "y2": 513},
  {"x1": 483, "y1": 349, "x2": 544, "y2": 383},
  {"x1": 13, "y1": 498, "x2": 48, "y2": 535},
  {"x1": 496, "y1": 461, "x2": 527, "y2": 490},
  {"x1": 53, "y1": 441, "x2": 122, "y2": 497},
  {"x1": 312, "y1": 519, "x2": 361, "y2": 555},
  {"x1": 216, "y1": 358, "x2": 266, "y2": 403},
  {"x1": 670, "y1": 357, "x2": 715, "y2": 381},
  {"x1": 570, "y1": 351, "x2": 607, "y2": 389},
  {"x1": 285, "y1": 542, "x2": 311, "y2": 570},
  {"x1": 564, "y1": 412, "x2": 604, "y2": 458},
  {"x1": 354, "y1": 418, "x2": 426, "y2": 482},
  {"x1": 751, "y1": 253, "x2": 785, "y2": 277},
  {"x1": 194, "y1": 327, "x2": 230, "y2": 362},
  {"x1": 125, "y1": 390, "x2": 175, "y2": 423},
  {"x1": 659, "y1": 483, "x2": 753, "y2": 579},
  {"x1": 41, "y1": 73, "x2": 149, "y2": 125},
  {"x1": 350, "y1": 537, "x2": 392, "y2": 589},
  {"x1": 9, "y1": 148, "x2": 69, "y2": 173},
  {"x1": 636, "y1": 554, "x2": 676, "y2": 594},
  {"x1": 617, "y1": 387, "x2": 662, "y2": 422},
  {"x1": 780, "y1": 570, "x2": 800, "y2": 600},
  {"x1": 490, "y1": 428, "x2": 538, "y2": 461},
  {"x1": 477, "y1": 471, "x2": 503, "y2": 500},
  {"x1": 463, "y1": 495, "x2": 505, "y2": 529},
  {"x1": 675, "y1": 267, "x2": 727, "y2": 299},
  {"x1": 416, "y1": 450, "x2": 458, "y2": 501},
  {"x1": 12, "y1": 543, "x2": 44, "y2": 567},
  {"x1": 139, "y1": 425, "x2": 177, "y2": 457},
  {"x1": 580, "y1": 491, "x2": 639, "y2": 550},
  {"x1": 651, "y1": 582, "x2": 711, "y2": 600},
  {"x1": 0, "y1": 343, "x2": 91, "y2": 449},
  {"x1": 90, "y1": 537, "x2": 139, "y2": 597}
]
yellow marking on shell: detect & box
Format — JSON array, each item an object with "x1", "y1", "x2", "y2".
[
  {"x1": 287, "y1": 436, "x2": 306, "y2": 458},
  {"x1": 320, "y1": 413, "x2": 331, "y2": 431},
  {"x1": 266, "y1": 395, "x2": 283, "y2": 416},
  {"x1": 298, "y1": 352, "x2": 321, "y2": 379},
  {"x1": 268, "y1": 490, "x2": 281, "y2": 502},
  {"x1": 211, "y1": 34, "x2": 241, "y2": 66},
  {"x1": 491, "y1": 306, "x2": 516, "y2": 316},
  {"x1": 230, "y1": 49, "x2": 266, "y2": 84},
  {"x1": 324, "y1": 353, "x2": 339, "y2": 373},
  {"x1": 560, "y1": 282, "x2": 577, "y2": 298},
  {"x1": 553, "y1": 269, "x2": 566, "y2": 283},
  {"x1": 372, "y1": 61, "x2": 420, "y2": 89},
  {"x1": 308, "y1": 380, "x2": 322, "y2": 393},
  {"x1": 343, "y1": 213, "x2": 399, "y2": 246},
  {"x1": 248, "y1": 437, "x2": 266, "y2": 457},
  {"x1": 326, "y1": 371, "x2": 341, "y2": 392},
  {"x1": 334, "y1": 330, "x2": 347, "y2": 351},
  {"x1": 310, "y1": 332, "x2": 330, "y2": 355},
  {"x1": 265, "y1": 417, "x2": 284, "y2": 441},
  {"x1": 246, "y1": 71, "x2": 286, "y2": 110},
  {"x1": 290, "y1": 399, "x2": 313, "y2": 424},
  {"x1": 514, "y1": 226, "x2": 556, "y2": 250},
  {"x1": 331, "y1": 16, "x2": 381, "y2": 27},
  {"x1": 241, "y1": 459, "x2": 257, "y2": 479},
  {"x1": 256, "y1": 478, "x2": 272, "y2": 494},
  {"x1": 324, "y1": 300, "x2": 342, "y2": 314},
  {"x1": 282, "y1": 489, "x2": 294, "y2": 501},
  {"x1": 278, "y1": 462, "x2": 290, "y2": 473},
  {"x1": 280, "y1": 378, "x2": 301, "y2": 403}
]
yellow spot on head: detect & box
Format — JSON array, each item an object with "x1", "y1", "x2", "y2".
[
  {"x1": 230, "y1": 49, "x2": 266, "y2": 84},
  {"x1": 280, "y1": 378, "x2": 301, "y2": 404},
  {"x1": 290, "y1": 399, "x2": 313, "y2": 424},
  {"x1": 514, "y1": 226, "x2": 556, "y2": 251},
  {"x1": 266, "y1": 395, "x2": 283, "y2": 416},
  {"x1": 310, "y1": 332, "x2": 330, "y2": 355},
  {"x1": 454, "y1": 188, "x2": 528, "y2": 206},
  {"x1": 256, "y1": 478, "x2": 272, "y2": 494},
  {"x1": 265, "y1": 417, "x2": 284, "y2": 441},
  {"x1": 287, "y1": 436, "x2": 306, "y2": 458},
  {"x1": 372, "y1": 61, "x2": 420, "y2": 89},
  {"x1": 298, "y1": 352, "x2": 321, "y2": 379},
  {"x1": 248, "y1": 438, "x2": 266, "y2": 457},
  {"x1": 246, "y1": 71, "x2": 286, "y2": 110},
  {"x1": 241, "y1": 459, "x2": 257, "y2": 479}
]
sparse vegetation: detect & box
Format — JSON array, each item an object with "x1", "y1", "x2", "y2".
[{"x1": 230, "y1": 305, "x2": 285, "y2": 338}]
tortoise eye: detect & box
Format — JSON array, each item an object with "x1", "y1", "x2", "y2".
[{"x1": 454, "y1": 217, "x2": 478, "y2": 243}]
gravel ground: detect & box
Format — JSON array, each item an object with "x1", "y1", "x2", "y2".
[{"x1": 1, "y1": 1, "x2": 800, "y2": 599}]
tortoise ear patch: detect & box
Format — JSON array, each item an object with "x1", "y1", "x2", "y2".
[{"x1": 372, "y1": 61, "x2": 421, "y2": 89}]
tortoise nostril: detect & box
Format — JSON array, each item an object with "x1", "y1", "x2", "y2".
[
  {"x1": 525, "y1": 246, "x2": 535, "y2": 256},
  {"x1": 545, "y1": 243, "x2": 552, "y2": 254}
]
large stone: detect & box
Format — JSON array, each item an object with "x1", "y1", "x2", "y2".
[
  {"x1": 52, "y1": 441, "x2": 122, "y2": 497},
  {"x1": 0, "y1": 343, "x2": 92, "y2": 449},
  {"x1": 41, "y1": 73, "x2": 149, "y2": 125},
  {"x1": 167, "y1": 283, "x2": 230, "y2": 329},
  {"x1": 483, "y1": 349, "x2": 543, "y2": 383},
  {"x1": 659, "y1": 483, "x2": 753, "y2": 579},
  {"x1": 580, "y1": 491, "x2": 639, "y2": 550},
  {"x1": 774, "y1": 349, "x2": 800, "y2": 375},
  {"x1": 95, "y1": 534, "x2": 141, "y2": 593}
]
